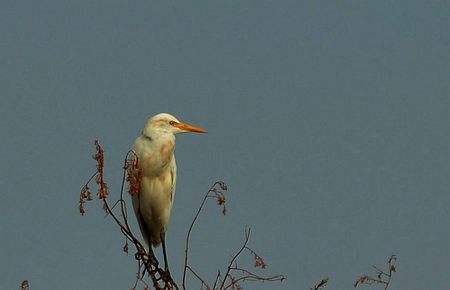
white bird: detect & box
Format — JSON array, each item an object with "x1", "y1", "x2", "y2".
[{"x1": 131, "y1": 113, "x2": 207, "y2": 269}]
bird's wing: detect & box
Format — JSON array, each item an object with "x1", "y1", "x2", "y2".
[
  {"x1": 169, "y1": 158, "x2": 177, "y2": 206},
  {"x1": 131, "y1": 189, "x2": 151, "y2": 248},
  {"x1": 130, "y1": 148, "x2": 151, "y2": 248}
]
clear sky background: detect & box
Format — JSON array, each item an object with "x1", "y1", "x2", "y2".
[{"x1": 1, "y1": 1, "x2": 449, "y2": 290}]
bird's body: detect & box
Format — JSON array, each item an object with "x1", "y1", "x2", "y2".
[
  {"x1": 131, "y1": 113, "x2": 207, "y2": 265},
  {"x1": 132, "y1": 132, "x2": 177, "y2": 246}
]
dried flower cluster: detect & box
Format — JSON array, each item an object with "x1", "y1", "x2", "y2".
[
  {"x1": 210, "y1": 181, "x2": 228, "y2": 215},
  {"x1": 79, "y1": 184, "x2": 93, "y2": 216},
  {"x1": 93, "y1": 140, "x2": 109, "y2": 199},
  {"x1": 20, "y1": 280, "x2": 29, "y2": 290},
  {"x1": 253, "y1": 253, "x2": 267, "y2": 269},
  {"x1": 125, "y1": 153, "x2": 141, "y2": 196}
]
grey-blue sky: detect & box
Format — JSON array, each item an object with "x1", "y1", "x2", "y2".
[{"x1": 1, "y1": 1, "x2": 449, "y2": 289}]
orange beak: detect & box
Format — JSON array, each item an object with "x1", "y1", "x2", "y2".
[{"x1": 174, "y1": 122, "x2": 208, "y2": 133}]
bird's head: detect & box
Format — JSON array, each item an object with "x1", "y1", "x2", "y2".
[{"x1": 143, "y1": 113, "x2": 208, "y2": 136}]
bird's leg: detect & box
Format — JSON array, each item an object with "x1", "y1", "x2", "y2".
[
  {"x1": 161, "y1": 232, "x2": 169, "y2": 272},
  {"x1": 147, "y1": 244, "x2": 155, "y2": 257},
  {"x1": 160, "y1": 232, "x2": 179, "y2": 289},
  {"x1": 146, "y1": 242, "x2": 159, "y2": 267}
]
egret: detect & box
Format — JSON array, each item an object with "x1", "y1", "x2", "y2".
[{"x1": 131, "y1": 113, "x2": 207, "y2": 270}]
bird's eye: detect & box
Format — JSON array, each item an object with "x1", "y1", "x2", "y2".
[{"x1": 169, "y1": 121, "x2": 176, "y2": 126}]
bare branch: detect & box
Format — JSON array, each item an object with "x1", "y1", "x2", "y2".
[
  {"x1": 354, "y1": 255, "x2": 397, "y2": 290},
  {"x1": 182, "y1": 181, "x2": 228, "y2": 290},
  {"x1": 221, "y1": 228, "x2": 286, "y2": 290},
  {"x1": 82, "y1": 141, "x2": 284, "y2": 290},
  {"x1": 220, "y1": 228, "x2": 251, "y2": 289},
  {"x1": 309, "y1": 277, "x2": 329, "y2": 290},
  {"x1": 186, "y1": 265, "x2": 211, "y2": 290}
]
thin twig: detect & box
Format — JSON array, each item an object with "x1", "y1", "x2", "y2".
[
  {"x1": 309, "y1": 277, "x2": 329, "y2": 290},
  {"x1": 354, "y1": 255, "x2": 397, "y2": 290},
  {"x1": 182, "y1": 181, "x2": 226, "y2": 290},
  {"x1": 223, "y1": 267, "x2": 285, "y2": 290},
  {"x1": 186, "y1": 265, "x2": 211, "y2": 290},
  {"x1": 220, "y1": 228, "x2": 251, "y2": 290},
  {"x1": 212, "y1": 270, "x2": 221, "y2": 290}
]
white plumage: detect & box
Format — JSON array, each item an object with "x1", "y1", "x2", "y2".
[{"x1": 131, "y1": 113, "x2": 207, "y2": 268}]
